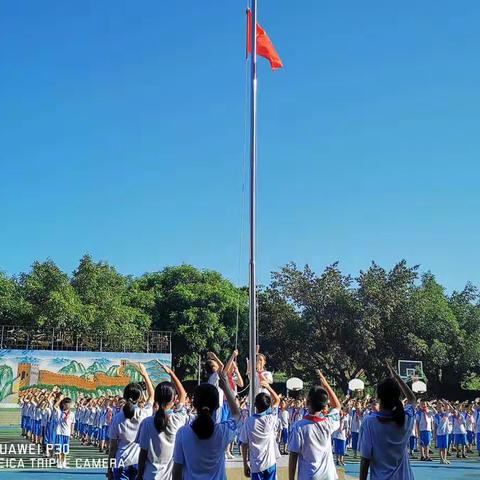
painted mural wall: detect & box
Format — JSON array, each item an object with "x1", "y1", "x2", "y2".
[{"x1": 0, "y1": 349, "x2": 172, "y2": 405}]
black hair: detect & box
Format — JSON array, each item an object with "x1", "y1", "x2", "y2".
[
  {"x1": 153, "y1": 381, "x2": 175, "y2": 433},
  {"x1": 377, "y1": 378, "x2": 405, "y2": 427},
  {"x1": 59, "y1": 397, "x2": 72, "y2": 411},
  {"x1": 123, "y1": 383, "x2": 143, "y2": 420},
  {"x1": 308, "y1": 385, "x2": 329, "y2": 412},
  {"x1": 255, "y1": 392, "x2": 271, "y2": 413},
  {"x1": 204, "y1": 360, "x2": 216, "y2": 376},
  {"x1": 191, "y1": 383, "x2": 219, "y2": 440}
]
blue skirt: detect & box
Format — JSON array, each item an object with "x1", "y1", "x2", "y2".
[{"x1": 454, "y1": 433, "x2": 467, "y2": 446}]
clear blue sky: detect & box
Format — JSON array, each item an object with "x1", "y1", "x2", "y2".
[{"x1": 1, "y1": 1, "x2": 480, "y2": 291}]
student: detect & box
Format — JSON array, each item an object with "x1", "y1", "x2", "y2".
[
  {"x1": 435, "y1": 402, "x2": 451, "y2": 465},
  {"x1": 240, "y1": 381, "x2": 281, "y2": 480},
  {"x1": 107, "y1": 362, "x2": 154, "y2": 480},
  {"x1": 53, "y1": 395, "x2": 76, "y2": 469},
  {"x1": 288, "y1": 370, "x2": 341, "y2": 480},
  {"x1": 465, "y1": 406, "x2": 475, "y2": 454},
  {"x1": 475, "y1": 400, "x2": 480, "y2": 457},
  {"x1": 136, "y1": 362, "x2": 187, "y2": 480},
  {"x1": 349, "y1": 401, "x2": 363, "y2": 459},
  {"x1": 416, "y1": 400, "x2": 435, "y2": 461},
  {"x1": 205, "y1": 351, "x2": 225, "y2": 424},
  {"x1": 452, "y1": 404, "x2": 468, "y2": 459},
  {"x1": 279, "y1": 400, "x2": 290, "y2": 455},
  {"x1": 172, "y1": 370, "x2": 240, "y2": 480},
  {"x1": 333, "y1": 408, "x2": 348, "y2": 467},
  {"x1": 359, "y1": 362, "x2": 416, "y2": 480},
  {"x1": 225, "y1": 351, "x2": 244, "y2": 459}
]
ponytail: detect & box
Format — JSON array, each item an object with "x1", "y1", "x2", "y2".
[
  {"x1": 122, "y1": 383, "x2": 143, "y2": 420},
  {"x1": 392, "y1": 399, "x2": 405, "y2": 427},
  {"x1": 191, "y1": 406, "x2": 215, "y2": 439},
  {"x1": 123, "y1": 399, "x2": 136, "y2": 420},
  {"x1": 153, "y1": 382, "x2": 175, "y2": 433},
  {"x1": 191, "y1": 383, "x2": 219, "y2": 440}
]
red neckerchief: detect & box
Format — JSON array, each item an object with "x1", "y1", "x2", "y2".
[{"x1": 304, "y1": 409, "x2": 330, "y2": 423}]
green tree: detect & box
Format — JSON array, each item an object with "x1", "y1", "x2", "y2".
[{"x1": 133, "y1": 265, "x2": 248, "y2": 377}]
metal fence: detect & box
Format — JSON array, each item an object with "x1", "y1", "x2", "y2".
[{"x1": 0, "y1": 324, "x2": 171, "y2": 354}]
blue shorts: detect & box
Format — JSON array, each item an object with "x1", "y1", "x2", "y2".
[
  {"x1": 100, "y1": 425, "x2": 109, "y2": 441},
  {"x1": 409, "y1": 435, "x2": 417, "y2": 451},
  {"x1": 21, "y1": 416, "x2": 27, "y2": 429},
  {"x1": 113, "y1": 465, "x2": 138, "y2": 480},
  {"x1": 24, "y1": 417, "x2": 31, "y2": 432},
  {"x1": 33, "y1": 419, "x2": 42, "y2": 436},
  {"x1": 477, "y1": 433, "x2": 480, "y2": 452},
  {"x1": 455, "y1": 433, "x2": 467, "y2": 446},
  {"x1": 437, "y1": 434, "x2": 448, "y2": 449},
  {"x1": 221, "y1": 402, "x2": 231, "y2": 422},
  {"x1": 420, "y1": 430, "x2": 432, "y2": 447},
  {"x1": 281, "y1": 427, "x2": 288, "y2": 444},
  {"x1": 55, "y1": 435, "x2": 71, "y2": 454},
  {"x1": 352, "y1": 432, "x2": 360, "y2": 451},
  {"x1": 252, "y1": 464, "x2": 276, "y2": 480},
  {"x1": 334, "y1": 438, "x2": 346, "y2": 456},
  {"x1": 467, "y1": 431, "x2": 474, "y2": 444}
]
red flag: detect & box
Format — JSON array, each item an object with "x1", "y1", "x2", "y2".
[{"x1": 246, "y1": 9, "x2": 283, "y2": 70}]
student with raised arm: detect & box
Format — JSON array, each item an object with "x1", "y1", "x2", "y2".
[
  {"x1": 206, "y1": 351, "x2": 226, "y2": 424},
  {"x1": 172, "y1": 370, "x2": 240, "y2": 480},
  {"x1": 240, "y1": 381, "x2": 281, "y2": 480},
  {"x1": 136, "y1": 362, "x2": 188, "y2": 480},
  {"x1": 107, "y1": 362, "x2": 154, "y2": 480},
  {"x1": 288, "y1": 370, "x2": 341, "y2": 480},
  {"x1": 359, "y1": 361, "x2": 416, "y2": 480}
]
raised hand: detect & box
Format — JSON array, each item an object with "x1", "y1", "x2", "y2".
[{"x1": 156, "y1": 360, "x2": 173, "y2": 375}]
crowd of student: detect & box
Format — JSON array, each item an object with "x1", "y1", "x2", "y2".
[{"x1": 17, "y1": 350, "x2": 480, "y2": 480}]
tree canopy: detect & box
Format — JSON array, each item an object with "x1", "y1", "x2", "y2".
[{"x1": 1, "y1": 256, "x2": 479, "y2": 396}]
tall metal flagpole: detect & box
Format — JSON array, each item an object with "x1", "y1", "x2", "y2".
[{"x1": 249, "y1": 0, "x2": 258, "y2": 413}]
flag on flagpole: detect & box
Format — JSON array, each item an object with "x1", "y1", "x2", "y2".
[{"x1": 247, "y1": 9, "x2": 283, "y2": 70}]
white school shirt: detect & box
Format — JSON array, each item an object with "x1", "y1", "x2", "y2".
[
  {"x1": 109, "y1": 403, "x2": 153, "y2": 467},
  {"x1": 258, "y1": 371, "x2": 274, "y2": 394},
  {"x1": 465, "y1": 413, "x2": 474, "y2": 432},
  {"x1": 452, "y1": 414, "x2": 467, "y2": 435},
  {"x1": 136, "y1": 407, "x2": 188, "y2": 480},
  {"x1": 173, "y1": 417, "x2": 238, "y2": 480},
  {"x1": 41, "y1": 408, "x2": 51, "y2": 427},
  {"x1": 475, "y1": 409, "x2": 480, "y2": 432},
  {"x1": 26, "y1": 403, "x2": 36, "y2": 419},
  {"x1": 55, "y1": 409, "x2": 76, "y2": 437},
  {"x1": 280, "y1": 409, "x2": 289, "y2": 429},
  {"x1": 350, "y1": 410, "x2": 363, "y2": 434},
  {"x1": 34, "y1": 406, "x2": 43, "y2": 421},
  {"x1": 239, "y1": 408, "x2": 279, "y2": 473},
  {"x1": 436, "y1": 413, "x2": 450, "y2": 436},
  {"x1": 21, "y1": 402, "x2": 29, "y2": 417},
  {"x1": 416, "y1": 410, "x2": 433, "y2": 431},
  {"x1": 207, "y1": 373, "x2": 224, "y2": 424},
  {"x1": 288, "y1": 409, "x2": 340, "y2": 480},
  {"x1": 359, "y1": 405, "x2": 415, "y2": 480},
  {"x1": 332, "y1": 416, "x2": 348, "y2": 441}
]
